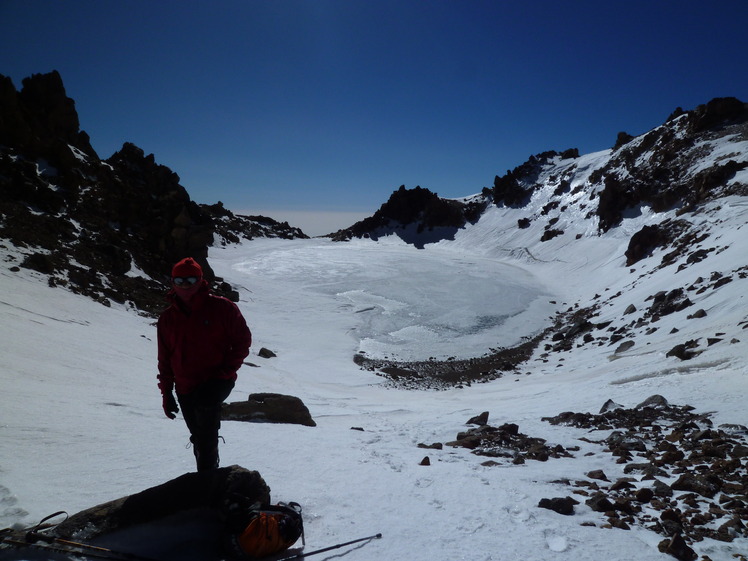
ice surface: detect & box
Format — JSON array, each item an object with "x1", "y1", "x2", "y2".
[{"x1": 234, "y1": 239, "x2": 555, "y2": 360}]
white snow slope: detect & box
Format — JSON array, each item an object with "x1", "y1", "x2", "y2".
[{"x1": 1, "y1": 144, "x2": 747, "y2": 561}]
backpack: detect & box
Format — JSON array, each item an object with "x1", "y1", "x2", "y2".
[{"x1": 232, "y1": 502, "x2": 304, "y2": 559}]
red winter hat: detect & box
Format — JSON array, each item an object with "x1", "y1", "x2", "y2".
[{"x1": 172, "y1": 257, "x2": 203, "y2": 278}]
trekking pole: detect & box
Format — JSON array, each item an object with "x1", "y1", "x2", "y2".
[{"x1": 277, "y1": 533, "x2": 382, "y2": 561}]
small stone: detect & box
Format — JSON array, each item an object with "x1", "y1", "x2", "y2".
[
  {"x1": 467, "y1": 411, "x2": 489, "y2": 425},
  {"x1": 614, "y1": 340, "x2": 635, "y2": 353},
  {"x1": 498, "y1": 422, "x2": 519, "y2": 435},
  {"x1": 599, "y1": 399, "x2": 624, "y2": 413},
  {"x1": 658, "y1": 534, "x2": 697, "y2": 561},
  {"x1": 610, "y1": 478, "x2": 635, "y2": 491},
  {"x1": 586, "y1": 492, "x2": 616, "y2": 512},
  {"x1": 587, "y1": 469, "x2": 609, "y2": 481},
  {"x1": 636, "y1": 395, "x2": 669, "y2": 409},
  {"x1": 607, "y1": 517, "x2": 630, "y2": 530},
  {"x1": 538, "y1": 496, "x2": 577, "y2": 516},
  {"x1": 635, "y1": 487, "x2": 655, "y2": 503},
  {"x1": 258, "y1": 347, "x2": 277, "y2": 358}
]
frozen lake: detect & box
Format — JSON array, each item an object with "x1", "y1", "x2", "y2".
[{"x1": 232, "y1": 238, "x2": 556, "y2": 361}]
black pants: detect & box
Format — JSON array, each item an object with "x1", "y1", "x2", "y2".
[{"x1": 177, "y1": 378, "x2": 235, "y2": 472}]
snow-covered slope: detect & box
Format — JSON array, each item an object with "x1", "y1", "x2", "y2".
[
  {"x1": 1, "y1": 100, "x2": 747, "y2": 561},
  {"x1": 2, "y1": 190, "x2": 747, "y2": 561}
]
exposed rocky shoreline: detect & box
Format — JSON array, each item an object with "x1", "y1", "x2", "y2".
[{"x1": 353, "y1": 331, "x2": 549, "y2": 390}]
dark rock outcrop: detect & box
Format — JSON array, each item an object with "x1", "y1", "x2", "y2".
[
  {"x1": 0, "y1": 71, "x2": 307, "y2": 315},
  {"x1": 625, "y1": 224, "x2": 668, "y2": 266},
  {"x1": 51, "y1": 465, "x2": 270, "y2": 540},
  {"x1": 592, "y1": 98, "x2": 748, "y2": 233},
  {"x1": 538, "y1": 496, "x2": 578, "y2": 515},
  {"x1": 222, "y1": 393, "x2": 316, "y2": 427},
  {"x1": 329, "y1": 185, "x2": 487, "y2": 247},
  {"x1": 658, "y1": 534, "x2": 698, "y2": 561},
  {"x1": 491, "y1": 150, "x2": 578, "y2": 208},
  {"x1": 203, "y1": 202, "x2": 307, "y2": 244}
]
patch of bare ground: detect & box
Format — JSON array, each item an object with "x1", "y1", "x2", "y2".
[{"x1": 353, "y1": 331, "x2": 549, "y2": 390}]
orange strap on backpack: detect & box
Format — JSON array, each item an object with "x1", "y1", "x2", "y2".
[{"x1": 236, "y1": 502, "x2": 304, "y2": 559}]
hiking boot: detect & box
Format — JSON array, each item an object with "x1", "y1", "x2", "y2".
[{"x1": 194, "y1": 442, "x2": 219, "y2": 471}]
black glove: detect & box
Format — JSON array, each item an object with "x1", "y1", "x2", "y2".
[{"x1": 162, "y1": 391, "x2": 179, "y2": 419}]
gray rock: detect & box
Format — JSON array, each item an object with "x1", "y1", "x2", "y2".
[
  {"x1": 599, "y1": 399, "x2": 624, "y2": 413},
  {"x1": 222, "y1": 393, "x2": 316, "y2": 427},
  {"x1": 635, "y1": 395, "x2": 669, "y2": 409},
  {"x1": 257, "y1": 347, "x2": 277, "y2": 359}
]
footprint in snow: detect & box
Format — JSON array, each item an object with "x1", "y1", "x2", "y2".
[
  {"x1": 0, "y1": 484, "x2": 29, "y2": 528},
  {"x1": 545, "y1": 533, "x2": 568, "y2": 552}
]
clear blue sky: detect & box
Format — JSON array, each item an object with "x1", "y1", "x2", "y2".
[{"x1": 1, "y1": 0, "x2": 747, "y2": 233}]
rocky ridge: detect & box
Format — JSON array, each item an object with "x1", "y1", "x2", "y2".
[
  {"x1": 329, "y1": 184, "x2": 488, "y2": 247},
  {"x1": 349, "y1": 97, "x2": 748, "y2": 389},
  {"x1": 0, "y1": 71, "x2": 307, "y2": 316}
]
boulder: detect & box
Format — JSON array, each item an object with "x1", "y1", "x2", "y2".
[
  {"x1": 538, "y1": 496, "x2": 578, "y2": 515},
  {"x1": 635, "y1": 395, "x2": 669, "y2": 409},
  {"x1": 670, "y1": 472, "x2": 721, "y2": 499},
  {"x1": 222, "y1": 393, "x2": 316, "y2": 427},
  {"x1": 658, "y1": 534, "x2": 698, "y2": 561},
  {"x1": 257, "y1": 347, "x2": 277, "y2": 359},
  {"x1": 599, "y1": 399, "x2": 624, "y2": 413},
  {"x1": 625, "y1": 224, "x2": 667, "y2": 266},
  {"x1": 466, "y1": 411, "x2": 489, "y2": 425},
  {"x1": 585, "y1": 492, "x2": 616, "y2": 513},
  {"x1": 52, "y1": 465, "x2": 270, "y2": 540}
]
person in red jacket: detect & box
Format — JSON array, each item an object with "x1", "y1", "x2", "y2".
[{"x1": 157, "y1": 257, "x2": 252, "y2": 471}]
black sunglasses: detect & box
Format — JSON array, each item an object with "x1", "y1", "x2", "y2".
[{"x1": 173, "y1": 276, "x2": 200, "y2": 287}]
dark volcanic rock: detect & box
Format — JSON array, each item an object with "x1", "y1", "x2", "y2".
[
  {"x1": 0, "y1": 71, "x2": 97, "y2": 162},
  {"x1": 467, "y1": 411, "x2": 490, "y2": 425},
  {"x1": 329, "y1": 185, "x2": 487, "y2": 247},
  {"x1": 0, "y1": 71, "x2": 307, "y2": 315},
  {"x1": 544, "y1": 398, "x2": 748, "y2": 548},
  {"x1": 658, "y1": 534, "x2": 698, "y2": 561},
  {"x1": 666, "y1": 343, "x2": 700, "y2": 361},
  {"x1": 538, "y1": 496, "x2": 578, "y2": 515},
  {"x1": 203, "y1": 202, "x2": 307, "y2": 244},
  {"x1": 51, "y1": 465, "x2": 270, "y2": 540},
  {"x1": 591, "y1": 98, "x2": 748, "y2": 232},
  {"x1": 688, "y1": 96, "x2": 748, "y2": 133},
  {"x1": 257, "y1": 347, "x2": 278, "y2": 359},
  {"x1": 585, "y1": 492, "x2": 616, "y2": 513},
  {"x1": 445, "y1": 419, "x2": 572, "y2": 464},
  {"x1": 222, "y1": 393, "x2": 316, "y2": 427},
  {"x1": 625, "y1": 224, "x2": 669, "y2": 266},
  {"x1": 670, "y1": 473, "x2": 721, "y2": 499}
]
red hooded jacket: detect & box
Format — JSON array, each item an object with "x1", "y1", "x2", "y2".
[{"x1": 157, "y1": 282, "x2": 252, "y2": 395}]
